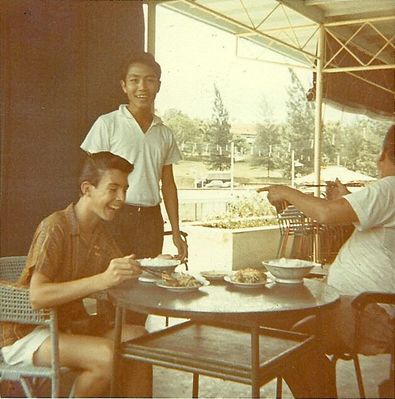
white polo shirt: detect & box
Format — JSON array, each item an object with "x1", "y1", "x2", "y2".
[
  {"x1": 327, "y1": 176, "x2": 395, "y2": 315},
  {"x1": 81, "y1": 105, "x2": 182, "y2": 206}
]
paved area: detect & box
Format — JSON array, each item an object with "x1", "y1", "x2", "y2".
[
  {"x1": 152, "y1": 344, "x2": 390, "y2": 398},
  {"x1": 147, "y1": 316, "x2": 391, "y2": 398}
]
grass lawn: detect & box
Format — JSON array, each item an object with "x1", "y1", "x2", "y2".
[{"x1": 173, "y1": 159, "x2": 289, "y2": 188}]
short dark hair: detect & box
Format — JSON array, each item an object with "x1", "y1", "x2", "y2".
[
  {"x1": 120, "y1": 51, "x2": 161, "y2": 80},
  {"x1": 382, "y1": 125, "x2": 395, "y2": 164},
  {"x1": 79, "y1": 152, "x2": 133, "y2": 191}
]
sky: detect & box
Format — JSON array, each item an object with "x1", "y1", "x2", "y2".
[{"x1": 152, "y1": 5, "x2": 358, "y2": 125}]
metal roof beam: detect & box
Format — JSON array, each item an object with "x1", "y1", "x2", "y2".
[
  {"x1": 162, "y1": 0, "x2": 319, "y2": 62},
  {"x1": 305, "y1": 0, "x2": 352, "y2": 4},
  {"x1": 278, "y1": 0, "x2": 324, "y2": 23}
]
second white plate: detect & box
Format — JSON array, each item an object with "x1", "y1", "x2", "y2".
[
  {"x1": 156, "y1": 280, "x2": 209, "y2": 292},
  {"x1": 200, "y1": 270, "x2": 228, "y2": 281},
  {"x1": 224, "y1": 275, "x2": 271, "y2": 288}
]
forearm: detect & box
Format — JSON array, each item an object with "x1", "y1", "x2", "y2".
[
  {"x1": 279, "y1": 187, "x2": 332, "y2": 223},
  {"x1": 162, "y1": 183, "x2": 181, "y2": 234},
  {"x1": 30, "y1": 273, "x2": 106, "y2": 310},
  {"x1": 269, "y1": 186, "x2": 357, "y2": 225}
]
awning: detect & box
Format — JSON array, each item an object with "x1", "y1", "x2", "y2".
[
  {"x1": 159, "y1": 0, "x2": 395, "y2": 120},
  {"x1": 295, "y1": 165, "x2": 376, "y2": 185}
]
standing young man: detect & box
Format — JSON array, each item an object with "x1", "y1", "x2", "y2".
[
  {"x1": 81, "y1": 52, "x2": 187, "y2": 263},
  {"x1": 0, "y1": 152, "x2": 152, "y2": 398}
]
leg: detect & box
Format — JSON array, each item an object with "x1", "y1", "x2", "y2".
[
  {"x1": 279, "y1": 311, "x2": 337, "y2": 399},
  {"x1": 282, "y1": 350, "x2": 337, "y2": 399},
  {"x1": 114, "y1": 324, "x2": 153, "y2": 398},
  {"x1": 34, "y1": 333, "x2": 114, "y2": 398}
]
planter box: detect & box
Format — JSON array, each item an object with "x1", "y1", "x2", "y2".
[{"x1": 181, "y1": 224, "x2": 293, "y2": 271}]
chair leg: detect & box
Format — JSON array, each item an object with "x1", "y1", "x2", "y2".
[
  {"x1": 331, "y1": 353, "x2": 366, "y2": 399},
  {"x1": 277, "y1": 230, "x2": 289, "y2": 258},
  {"x1": 20, "y1": 377, "x2": 34, "y2": 398},
  {"x1": 329, "y1": 355, "x2": 340, "y2": 398},
  {"x1": 353, "y1": 355, "x2": 366, "y2": 398},
  {"x1": 275, "y1": 377, "x2": 282, "y2": 399},
  {"x1": 192, "y1": 373, "x2": 199, "y2": 398}
]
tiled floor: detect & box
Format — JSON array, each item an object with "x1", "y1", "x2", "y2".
[
  {"x1": 152, "y1": 349, "x2": 391, "y2": 398},
  {"x1": 147, "y1": 316, "x2": 391, "y2": 398}
]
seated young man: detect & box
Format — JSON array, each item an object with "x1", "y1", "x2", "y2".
[
  {"x1": 0, "y1": 152, "x2": 152, "y2": 398},
  {"x1": 257, "y1": 125, "x2": 394, "y2": 398}
]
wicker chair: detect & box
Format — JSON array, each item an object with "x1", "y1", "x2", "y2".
[
  {"x1": 0, "y1": 256, "x2": 76, "y2": 398},
  {"x1": 289, "y1": 291, "x2": 395, "y2": 398},
  {"x1": 0, "y1": 256, "x2": 27, "y2": 282},
  {"x1": 276, "y1": 205, "x2": 318, "y2": 261}
]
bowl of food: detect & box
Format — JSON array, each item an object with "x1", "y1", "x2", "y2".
[
  {"x1": 262, "y1": 258, "x2": 318, "y2": 284},
  {"x1": 138, "y1": 254, "x2": 181, "y2": 274}
]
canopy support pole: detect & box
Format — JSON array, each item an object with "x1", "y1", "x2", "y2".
[
  {"x1": 314, "y1": 24, "x2": 325, "y2": 197},
  {"x1": 146, "y1": 1, "x2": 156, "y2": 54},
  {"x1": 146, "y1": 1, "x2": 157, "y2": 113}
]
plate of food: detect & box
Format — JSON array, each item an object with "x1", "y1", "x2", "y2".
[
  {"x1": 199, "y1": 270, "x2": 228, "y2": 281},
  {"x1": 224, "y1": 268, "x2": 270, "y2": 288},
  {"x1": 156, "y1": 272, "x2": 209, "y2": 292},
  {"x1": 138, "y1": 254, "x2": 181, "y2": 274},
  {"x1": 138, "y1": 271, "x2": 161, "y2": 284}
]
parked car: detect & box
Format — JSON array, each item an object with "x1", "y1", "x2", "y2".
[{"x1": 205, "y1": 180, "x2": 225, "y2": 188}]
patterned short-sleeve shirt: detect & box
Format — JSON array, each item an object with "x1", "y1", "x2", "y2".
[{"x1": 0, "y1": 203, "x2": 122, "y2": 347}]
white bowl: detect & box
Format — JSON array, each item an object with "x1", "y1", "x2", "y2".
[
  {"x1": 262, "y1": 258, "x2": 317, "y2": 284},
  {"x1": 138, "y1": 258, "x2": 181, "y2": 274}
]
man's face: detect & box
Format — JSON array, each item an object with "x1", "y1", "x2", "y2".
[
  {"x1": 121, "y1": 62, "x2": 160, "y2": 113},
  {"x1": 88, "y1": 169, "x2": 129, "y2": 221}
]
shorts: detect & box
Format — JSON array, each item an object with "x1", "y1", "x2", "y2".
[
  {"x1": 324, "y1": 295, "x2": 393, "y2": 355},
  {"x1": 1, "y1": 326, "x2": 50, "y2": 367}
]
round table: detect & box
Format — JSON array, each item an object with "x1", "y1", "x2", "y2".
[
  {"x1": 109, "y1": 277, "x2": 340, "y2": 323},
  {"x1": 109, "y1": 278, "x2": 340, "y2": 398}
]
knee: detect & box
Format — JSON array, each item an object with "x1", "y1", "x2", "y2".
[{"x1": 90, "y1": 340, "x2": 113, "y2": 375}]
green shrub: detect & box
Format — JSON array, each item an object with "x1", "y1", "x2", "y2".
[{"x1": 201, "y1": 193, "x2": 278, "y2": 229}]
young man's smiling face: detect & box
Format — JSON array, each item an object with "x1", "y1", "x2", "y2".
[
  {"x1": 88, "y1": 168, "x2": 129, "y2": 221},
  {"x1": 121, "y1": 62, "x2": 161, "y2": 114}
]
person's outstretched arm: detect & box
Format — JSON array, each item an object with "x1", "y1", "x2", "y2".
[{"x1": 257, "y1": 184, "x2": 358, "y2": 225}]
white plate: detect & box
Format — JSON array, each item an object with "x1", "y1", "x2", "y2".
[
  {"x1": 200, "y1": 270, "x2": 228, "y2": 281},
  {"x1": 156, "y1": 280, "x2": 209, "y2": 292},
  {"x1": 138, "y1": 272, "x2": 161, "y2": 284},
  {"x1": 138, "y1": 258, "x2": 181, "y2": 273},
  {"x1": 224, "y1": 275, "x2": 271, "y2": 288}
]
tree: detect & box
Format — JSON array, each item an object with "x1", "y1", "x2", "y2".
[
  {"x1": 162, "y1": 109, "x2": 205, "y2": 158},
  {"x1": 336, "y1": 118, "x2": 388, "y2": 177},
  {"x1": 252, "y1": 97, "x2": 282, "y2": 177},
  {"x1": 283, "y1": 68, "x2": 315, "y2": 177},
  {"x1": 162, "y1": 108, "x2": 203, "y2": 144},
  {"x1": 204, "y1": 84, "x2": 232, "y2": 170}
]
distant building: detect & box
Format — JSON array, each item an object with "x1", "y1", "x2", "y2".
[{"x1": 230, "y1": 123, "x2": 257, "y2": 145}]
